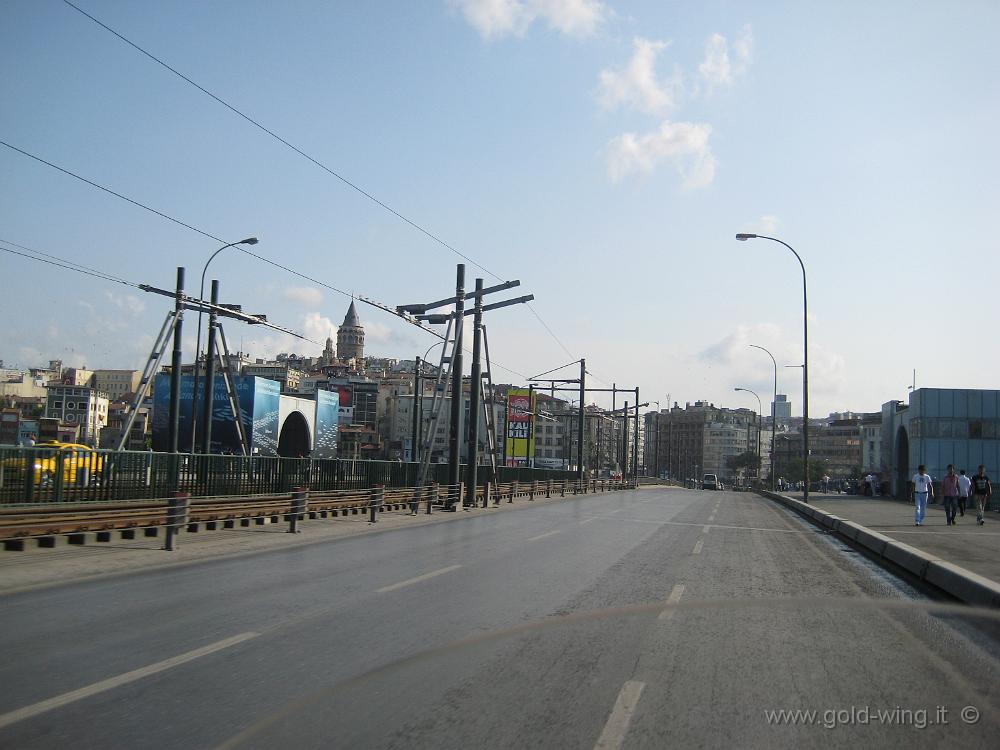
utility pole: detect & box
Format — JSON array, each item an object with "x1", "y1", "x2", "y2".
[
  {"x1": 168, "y1": 267, "x2": 185, "y2": 453},
  {"x1": 577, "y1": 358, "x2": 586, "y2": 480},
  {"x1": 200, "y1": 279, "x2": 220, "y2": 454},
  {"x1": 411, "y1": 356, "x2": 421, "y2": 463},
  {"x1": 464, "y1": 278, "x2": 485, "y2": 508},
  {"x1": 447, "y1": 264, "x2": 465, "y2": 490},
  {"x1": 622, "y1": 401, "x2": 629, "y2": 478},
  {"x1": 633, "y1": 387, "x2": 639, "y2": 481}
]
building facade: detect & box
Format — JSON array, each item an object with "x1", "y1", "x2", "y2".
[
  {"x1": 43, "y1": 385, "x2": 109, "y2": 446},
  {"x1": 882, "y1": 388, "x2": 1000, "y2": 497}
]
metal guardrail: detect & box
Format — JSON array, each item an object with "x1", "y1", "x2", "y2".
[
  {"x1": 0, "y1": 446, "x2": 578, "y2": 506},
  {"x1": 0, "y1": 477, "x2": 637, "y2": 551}
]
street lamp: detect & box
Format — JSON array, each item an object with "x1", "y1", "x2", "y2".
[
  {"x1": 734, "y1": 387, "x2": 762, "y2": 487},
  {"x1": 190, "y1": 237, "x2": 258, "y2": 453},
  {"x1": 412, "y1": 340, "x2": 446, "y2": 463},
  {"x1": 750, "y1": 344, "x2": 778, "y2": 490},
  {"x1": 736, "y1": 233, "x2": 810, "y2": 502}
]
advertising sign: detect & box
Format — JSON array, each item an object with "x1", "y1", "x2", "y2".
[
  {"x1": 152, "y1": 374, "x2": 280, "y2": 455},
  {"x1": 313, "y1": 388, "x2": 340, "y2": 459},
  {"x1": 505, "y1": 388, "x2": 535, "y2": 466}
]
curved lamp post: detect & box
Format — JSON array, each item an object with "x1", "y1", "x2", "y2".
[
  {"x1": 736, "y1": 233, "x2": 810, "y2": 502},
  {"x1": 190, "y1": 237, "x2": 258, "y2": 453},
  {"x1": 412, "y1": 339, "x2": 446, "y2": 463},
  {"x1": 750, "y1": 344, "x2": 778, "y2": 490},
  {"x1": 734, "y1": 387, "x2": 762, "y2": 487}
]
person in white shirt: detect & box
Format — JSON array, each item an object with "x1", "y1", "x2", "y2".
[
  {"x1": 911, "y1": 464, "x2": 934, "y2": 526},
  {"x1": 957, "y1": 469, "x2": 972, "y2": 518}
]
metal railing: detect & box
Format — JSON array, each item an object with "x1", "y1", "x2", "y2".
[
  {"x1": 0, "y1": 446, "x2": 578, "y2": 506},
  {"x1": 0, "y1": 477, "x2": 637, "y2": 551}
]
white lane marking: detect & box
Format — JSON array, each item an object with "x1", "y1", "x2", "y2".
[
  {"x1": 580, "y1": 517, "x2": 599, "y2": 525},
  {"x1": 692, "y1": 539, "x2": 704, "y2": 554},
  {"x1": 658, "y1": 584, "x2": 686, "y2": 621},
  {"x1": 594, "y1": 680, "x2": 646, "y2": 750},
  {"x1": 708, "y1": 514, "x2": 716, "y2": 522},
  {"x1": 376, "y1": 564, "x2": 462, "y2": 593},
  {"x1": 0, "y1": 632, "x2": 259, "y2": 730},
  {"x1": 607, "y1": 508, "x2": 624, "y2": 514},
  {"x1": 703, "y1": 525, "x2": 710, "y2": 533},
  {"x1": 528, "y1": 529, "x2": 562, "y2": 542}
]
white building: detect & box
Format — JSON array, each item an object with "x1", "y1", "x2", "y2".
[{"x1": 44, "y1": 385, "x2": 109, "y2": 447}]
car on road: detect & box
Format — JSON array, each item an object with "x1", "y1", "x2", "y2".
[
  {"x1": 702, "y1": 473, "x2": 720, "y2": 491},
  {"x1": 0, "y1": 441, "x2": 105, "y2": 487}
]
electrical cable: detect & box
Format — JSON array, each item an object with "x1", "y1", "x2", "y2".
[{"x1": 60, "y1": 0, "x2": 583, "y2": 366}]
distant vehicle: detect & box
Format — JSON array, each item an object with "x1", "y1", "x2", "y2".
[
  {"x1": 702, "y1": 473, "x2": 720, "y2": 491},
  {"x1": 0, "y1": 441, "x2": 104, "y2": 486}
]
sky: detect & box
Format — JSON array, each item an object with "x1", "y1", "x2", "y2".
[{"x1": 2, "y1": 0, "x2": 998, "y2": 418}]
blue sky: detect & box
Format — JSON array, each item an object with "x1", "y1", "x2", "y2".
[{"x1": 2, "y1": 0, "x2": 998, "y2": 417}]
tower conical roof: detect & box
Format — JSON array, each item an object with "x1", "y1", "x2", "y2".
[{"x1": 342, "y1": 300, "x2": 361, "y2": 328}]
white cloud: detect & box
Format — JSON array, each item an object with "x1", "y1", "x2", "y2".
[
  {"x1": 281, "y1": 286, "x2": 324, "y2": 308},
  {"x1": 698, "y1": 323, "x2": 848, "y2": 411},
  {"x1": 450, "y1": 0, "x2": 607, "y2": 39},
  {"x1": 758, "y1": 215, "x2": 779, "y2": 235},
  {"x1": 698, "y1": 25, "x2": 753, "y2": 90},
  {"x1": 301, "y1": 312, "x2": 337, "y2": 343},
  {"x1": 597, "y1": 37, "x2": 683, "y2": 115},
  {"x1": 103, "y1": 291, "x2": 145, "y2": 316},
  {"x1": 699, "y1": 323, "x2": 784, "y2": 367},
  {"x1": 606, "y1": 120, "x2": 716, "y2": 188}
]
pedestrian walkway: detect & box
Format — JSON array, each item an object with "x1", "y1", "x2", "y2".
[{"x1": 800, "y1": 494, "x2": 1000, "y2": 583}]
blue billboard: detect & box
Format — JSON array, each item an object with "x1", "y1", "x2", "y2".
[
  {"x1": 313, "y1": 388, "x2": 340, "y2": 459},
  {"x1": 152, "y1": 374, "x2": 282, "y2": 455}
]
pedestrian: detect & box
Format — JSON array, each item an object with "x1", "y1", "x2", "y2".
[
  {"x1": 941, "y1": 464, "x2": 960, "y2": 525},
  {"x1": 957, "y1": 469, "x2": 971, "y2": 518},
  {"x1": 971, "y1": 464, "x2": 992, "y2": 526},
  {"x1": 911, "y1": 464, "x2": 934, "y2": 526}
]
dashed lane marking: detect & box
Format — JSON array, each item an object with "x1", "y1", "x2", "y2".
[
  {"x1": 376, "y1": 564, "x2": 463, "y2": 593},
  {"x1": 0, "y1": 632, "x2": 260, "y2": 730},
  {"x1": 692, "y1": 539, "x2": 704, "y2": 554},
  {"x1": 658, "y1": 584, "x2": 686, "y2": 620},
  {"x1": 527, "y1": 530, "x2": 562, "y2": 542},
  {"x1": 593, "y1": 680, "x2": 646, "y2": 750}
]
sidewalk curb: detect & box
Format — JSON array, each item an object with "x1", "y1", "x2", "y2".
[{"x1": 759, "y1": 490, "x2": 1000, "y2": 608}]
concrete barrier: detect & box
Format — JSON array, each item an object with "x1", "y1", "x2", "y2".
[
  {"x1": 758, "y1": 490, "x2": 998, "y2": 608},
  {"x1": 923, "y1": 560, "x2": 1000, "y2": 609}
]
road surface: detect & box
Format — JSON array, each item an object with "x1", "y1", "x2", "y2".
[{"x1": 0, "y1": 487, "x2": 997, "y2": 748}]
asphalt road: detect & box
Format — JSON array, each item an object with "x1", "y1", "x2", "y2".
[{"x1": 1, "y1": 487, "x2": 997, "y2": 749}]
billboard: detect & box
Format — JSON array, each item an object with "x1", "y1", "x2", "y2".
[
  {"x1": 505, "y1": 388, "x2": 535, "y2": 466},
  {"x1": 152, "y1": 374, "x2": 281, "y2": 455},
  {"x1": 313, "y1": 388, "x2": 340, "y2": 459}
]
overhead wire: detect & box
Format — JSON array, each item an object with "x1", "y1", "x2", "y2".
[
  {"x1": 60, "y1": 0, "x2": 585, "y2": 367},
  {"x1": 0, "y1": 242, "x2": 137, "y2": 286},
  {"x1": 0, "y1": 140, "x2": 538, "y2": 379},
  {"x1": 0, "y1": 238, "x2": 320, "y2": 343}
]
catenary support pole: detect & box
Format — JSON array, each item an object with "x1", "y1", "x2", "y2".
[
  {"x1": 412, "y1": 356, "x2": 421, "y2": 463},
  {"x1": 577, "y1": 359, "x2": 586, "y2": 480},
  {"x1": 200, "y1": 279, "x2": 220, "y2": 454},
  {"x1": 168, "y1": 267, "x2": 185, "y2": 454},
  {"x1": 465, "y1": 279, "x2": 484, "y2": 508},
  {"x1": 446, "y1": 264, "x2": 465, "y2": 505}
]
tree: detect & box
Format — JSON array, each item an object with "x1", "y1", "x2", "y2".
[
  {"x1": 726, "y1": 451, "x2": 761, "y2": 473},
  {"x1": 784, "y1": 457, "x2": 829, "y2": 483}
]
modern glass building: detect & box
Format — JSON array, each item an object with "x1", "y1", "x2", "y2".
[{"x1": 881, "y1": 388, "x2": 1000, "y2": 496}]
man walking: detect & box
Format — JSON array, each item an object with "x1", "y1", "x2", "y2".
[
  {"x1": 911, "y1": 464, "x2": 934, "y2": 526},
  {"x1": 941, "y1": 465, "x2": 960, "y2": 526},
  {"x1": 972, "y1": 464, "x2": 992, "y2": 526},
  {"x1": 958, "y1": 469, "x2": 972, "y2": 518}
]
